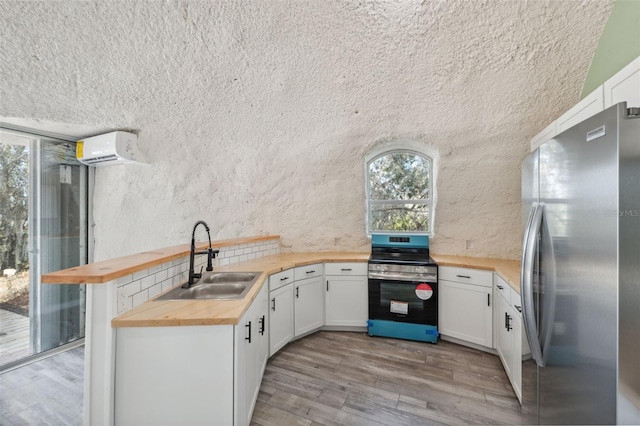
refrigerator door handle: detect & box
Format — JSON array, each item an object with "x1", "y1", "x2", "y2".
[
  {"x1": 539, "y1": 204, "x2": 556, "y2": 366},
  {"x1": 521, "y1": 202, "x2": 545, "y2": 367}
]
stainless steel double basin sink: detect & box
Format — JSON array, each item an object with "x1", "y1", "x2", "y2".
[{"x1": 155, "y1": 272, "x2": 262, "y2": 301}]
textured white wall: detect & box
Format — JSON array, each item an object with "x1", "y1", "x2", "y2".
[{"x1": 0, "y1": 1, "x2": 611, "y2": 261}]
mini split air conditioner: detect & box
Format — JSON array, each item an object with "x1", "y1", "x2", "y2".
[{"x1": 76, "y1": 131, "x2": 145, "y2": 166}]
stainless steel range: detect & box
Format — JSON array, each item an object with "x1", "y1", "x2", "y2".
[{"x1": 367, "y1": 234, "x2": 439, "y2": 343}]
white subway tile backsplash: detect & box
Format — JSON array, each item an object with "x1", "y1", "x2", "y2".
[
  {"x1": 132, "y1": 269, "x2": 149, "y2": 281},
  {"x1": 125, "y1": 281, "x2": 141, "y2": 297},
  {"x1": 148, "y1": 283, "x2": 162, "y2": 298},
  {"x1": 132, "y1": 290, "x2": 149, "y2": 307},
  {"x1": 140, "y1": 275, "x2": 156, "y2": 290},
  {"x1": 114, "y1": 237, "x2": 280, "y2": 316}
]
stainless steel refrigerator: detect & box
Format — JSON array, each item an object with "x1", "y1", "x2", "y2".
[{"x1": 521, "y1": 102, "x2": 640, "y2": 425}]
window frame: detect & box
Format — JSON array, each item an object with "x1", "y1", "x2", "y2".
[{"x1": 365, "y1": 149, "x2": 434, "y2": 236}]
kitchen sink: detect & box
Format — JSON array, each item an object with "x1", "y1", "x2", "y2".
[{"x1": 155, "y1": 271, "x2": 262, "y2": 301}]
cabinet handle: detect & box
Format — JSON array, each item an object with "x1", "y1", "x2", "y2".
[
  {"x1": 487, "y1": 294, "x2": 490, "y2": 307},
  {"x1": 306, "y1": 270, "x2": 315, "y2": 274},
  {"x1": 246, "y1": 321, "x2": 252, "y2": 343},
  {"x1": 296, "y1": 287, "x2": 299, "y2": 298},
  {"x1": 505, "y1": 312, "x2": 512, "y2": 332},
  {"x1": 497, "y1": 285, "x2": 504, "y2": 290},
  {"x1": 280, "y1": 276, "x2": 289, "y2": 281},
  {"x1": 271, "y1": 298, "x2": 276, "y2": 311},
  {"x1": 514, "y1": 305, "x2": 522, "y2": 313},
  {"x1": 326, "y1": 280, "x2": 329, "y2": 291},
  {"x1": 259, "y1": 315, "x2": 265, "y2": 335},
  {"x1": 456, "y1": 275, "x2": 471, "y2": 279},
  {"x1": 341, "y1": 268, "x2": 352, "y2": 271}
]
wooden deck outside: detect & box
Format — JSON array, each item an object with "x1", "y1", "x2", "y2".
[{"x1": 0, "y1": 308, "x2": 31, "y2": 367}]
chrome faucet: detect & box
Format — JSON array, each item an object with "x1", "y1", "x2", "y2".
[{"x1": 183, "y1": 220, "x2": 219, "y2": 288}]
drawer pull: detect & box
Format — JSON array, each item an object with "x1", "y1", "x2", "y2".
[
  {"x1": 306, "y1": 270, "x2": 316, "y2": 274},
  {"x1": 497, "y1": 285, "x2": 504, "y2": 290},
  {"x1": 326, "y1": 280, "x2": 329, "y2": 291},
  {"x1": 514, "y1": 305, "x2": 522, "y2": 313},
  {"x1": 487, "y1": 294, "x2": 490, "y2": 307},
  {"x1": 505, "y1": 312, "x2": 512, "y2": 331},
  {"x1": 271, "y1": 298, "x2": 276, "y2": 311},
  {"x1": 341, "y1": 268, "x2": 352, "y2": 271},
  {"x1": 456, "y1": 274, "x2": 471, "y2": 279},
  {"x1": 296, "y1": 287, "x2": 299, "y2": 298},
  {"x1": 280, "y1": 276, "x2": 289, "y2": 281}
]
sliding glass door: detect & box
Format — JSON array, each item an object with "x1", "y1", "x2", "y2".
[{"x1": 0, "y1": 128, "x2": 87, "y2": 369}]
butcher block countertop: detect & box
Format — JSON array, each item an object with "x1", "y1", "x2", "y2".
[
  {"x1": 41, "y1": 235, "x2": 280, "y2": 284},
  {"x1": 111, "y1": 251, "x2": 520, "y2": 328},
  {"x1": 432, "y1": 255, "x2": 521, "y2": 293}
]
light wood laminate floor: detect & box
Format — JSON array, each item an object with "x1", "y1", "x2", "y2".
[
  {"x1": 252, "y1": 331, "x2": 525, "y2": 425},
  {"x1": 0, "y1": 333, "x2": 525, "y2": 425},
  {"x1": 0, "y1": 346, "x2": 84, "y2": 425}
]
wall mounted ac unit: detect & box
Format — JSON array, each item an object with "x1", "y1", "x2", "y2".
[{"x1": 76, "y1": 131, "x2": 145, "y2": 166}]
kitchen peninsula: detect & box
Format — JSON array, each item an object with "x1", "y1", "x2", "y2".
[{"x1": 42, "y1": 235, "x2": 520, "y2": 425}]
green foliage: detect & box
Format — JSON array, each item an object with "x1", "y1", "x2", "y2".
[
  {"x1": 0, "y1": 144, "x2": 29, "y2": 270},
  {"x1": 368, "y1": 152, "x2": 431, "y2": 232}
]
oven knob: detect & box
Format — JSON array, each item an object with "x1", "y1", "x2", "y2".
[
  {"x1": 416, "y1": 266, "x2": 426, "y2": 273},
  {"x1": 376, "y1": 264, "x2": 385, "y2": 272}
]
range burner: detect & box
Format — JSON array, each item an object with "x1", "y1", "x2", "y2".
[{"x1": 368, "y1": 234, "x2": 436, "y2": 267}]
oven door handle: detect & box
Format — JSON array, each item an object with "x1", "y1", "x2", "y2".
[{"x1": 368, "y1": 272, "x2": 437, "y2": 282}]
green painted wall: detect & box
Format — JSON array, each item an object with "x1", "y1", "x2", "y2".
[{"x1": 581, "y1": 0, "x2": 640, "y2": 98}]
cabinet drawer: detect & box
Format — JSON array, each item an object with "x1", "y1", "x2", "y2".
[
  {"x1": 494, "y1": 275, "x2": 511, "y2": 303},
  {"x1": 439, "y1": 266, "x2": 493, "y2": 287},
  {"x1": 325, "y1": 262, "x2": 367, "y2": 276},
  {"x1": 294, "y1": 264, "x2": 323, "y2": 280},
  {"x1": 269, "y1": 269, "x2": 294, "y2": 291}
]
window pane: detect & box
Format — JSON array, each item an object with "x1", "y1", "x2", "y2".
[
  {"x1": 369, "y1": 153, "x2": 430, "y2": 201},
  {"x1": 370, "y1": 203, "x2": 430, "y2": 232}
]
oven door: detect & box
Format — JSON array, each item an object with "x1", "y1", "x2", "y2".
[{"x1": 368, "y1": 276, "x2": 438, "y2": 326}]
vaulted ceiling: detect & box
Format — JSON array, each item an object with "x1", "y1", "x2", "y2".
[{"x1": 0, "y1": 1, "x2": 613, "y2": 259}]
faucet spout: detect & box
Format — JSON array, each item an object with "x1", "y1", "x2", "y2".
[{"x1": 183, "y1": 220, "x2": 218, "y2": 288}]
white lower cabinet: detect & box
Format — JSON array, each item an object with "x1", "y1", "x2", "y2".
[
  {"x1": 114, "y1": 283, "x2": 268, "y2": 426},
  {"x1": 325, "y1": 263, "x2": 368, "y2": 327},
  {"x1": 494, "y1": 275, "x2": 526, "y2": 403},
  {"x1": 438, "y1": 267, "x2": 493, "y2": 348},
  {"x1": 268, "y1": 280, "x2": 294, "y2": 356},
  {"x1": 292, "y1": 264, "x2": 324, "y2": 337},
  {"x1": 235, "y1": 283, "x2": 269, "y2": 426}
]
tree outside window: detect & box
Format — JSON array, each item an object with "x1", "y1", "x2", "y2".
[{"x1": 366, "y1": 150, "x2": 432, "y2": 234}]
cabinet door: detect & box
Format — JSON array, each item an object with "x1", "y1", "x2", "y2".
[
  {"x1": 234, "y1": 300, "x2": 253, "y2": 426},
  {"x1": 294, "y1": 276, "x2": 324, "y2": 337},
  {"x1": 556, "y1": 87, "x2": 604, "y2": 134},
  {"x1": 495, "y1": 292, "x2": 514, "y2": 379},
  {"x1": 325, "y1": 276, "x2": 368, "y2": 327},
  {"x1": 269, "y1": 283, "x2": 293, "y2": 356},
  {"x1": 439, "y1": 280, "x2": 492, "y2": 347},
  {"x1": 604, "y1": 55, "x2": 640, "y2": 108},
  {"x1": 510, "y1": 308, "x2": 523, "y2": 402}
]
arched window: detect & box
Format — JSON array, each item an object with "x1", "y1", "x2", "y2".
[{"x1": 366, "y1": 150, "x2": 433, "y2": 235}]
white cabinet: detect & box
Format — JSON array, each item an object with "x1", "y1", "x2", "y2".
[
  {"x1": 268, "y1": 274, "x2": 294, "y2": 356},
  {"x1": 293, "y1": 265, "x2": 324, "y2": 336},
  {"x1": 438, "y1": 267, "x2": 493, "y2": 348},
  {"x1": 235, "y1": 282, "x2": 269, "y2": 426},
  {"x1": 604, "y1": 55, "x2": 640, "y2": 109},
  {"x1": 325, "y1": 263, "x2": 368, "y2": 327},
  {"x1": 530, "y1": 55, "x2": 640, "y2": 153},
  {"x1": 493, "y1": 275, "x2": 527, "y2": 403},
  {"x1": 555, "y1": 87, "x2": 604, "y2": 134},
  {"x1": 114, "y1": 284, "x2": 269, "y2": 426}
]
